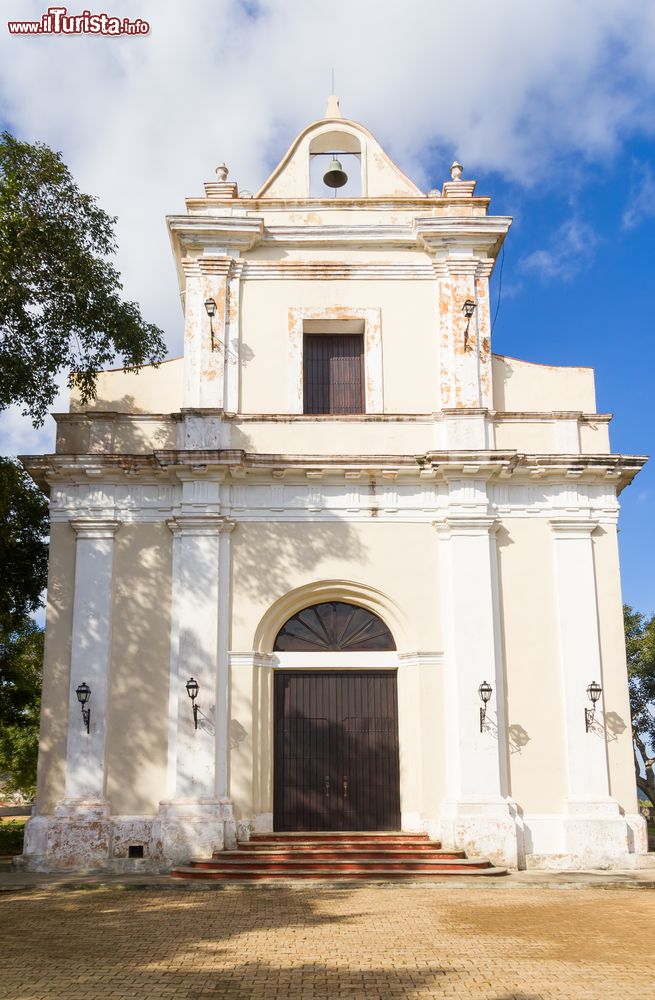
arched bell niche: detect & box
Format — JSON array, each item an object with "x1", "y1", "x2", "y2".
[
  {"x1": 309, "y1": 130, "x2": 362, "y2": 197},
  {"x1": 273, "y1": 600, "x2": 396, "y2": 652}
]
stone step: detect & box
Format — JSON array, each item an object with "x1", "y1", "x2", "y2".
[
  {"x1": 214, "y1": 848, "x2": 465, "y2": 861},
  {"x1": 237, "y1": 840, "x2": 443, "y2": 853},
  {"x1": 172, "y1": 864, "x2": 508, "y2": 880},
  {"x1": 248, "y1": 831, "x2": 430, "y2": 842},
  {"x1": 189, "y1": 856, "x2": 492, "y2": 872}
]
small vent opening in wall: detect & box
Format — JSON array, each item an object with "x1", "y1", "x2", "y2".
[{"x1": 128, "y1": 845, "x2": 144, "y2": 859}]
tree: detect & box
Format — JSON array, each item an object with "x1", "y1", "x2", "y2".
[
  {"x1": 0, "y1": 457, "x2": 48, "y2": 797},
  {"x1": 625, "y1": 604, "x2": 655, "y2": 806},
  {"x1": 0, "y1": 456, "x2": 48, "y2": 626},
  {"x1": 0, "y1": 616, "x2": 42, "y2": 799},
  {"x1": 0, "y1": 130, "x2": 166, "y2": 424}
]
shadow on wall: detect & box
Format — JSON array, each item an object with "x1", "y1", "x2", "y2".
[
  {"x1": 231, "y1": 519, "x2": 368, "y2": 610},
  {"x1": 104, "y1": 525, "x2": 173, "y2": 820}
]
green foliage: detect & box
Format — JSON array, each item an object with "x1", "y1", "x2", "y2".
[
  {"x1": 0, "y1": 130, "x2": 166, "y2": 424},
  {"x1": 0, "y1": 617, "x2": 42, "y2": 799},
  {"x1": 0, "y1": 457, "x2": 48, "y2": 627},
  {"x1": 0, "y1": 457, "x2": 47, "y2": 798},
  {"x1": 0, "y1": 820, "x2": 26, "y2": 856},
  {"x1": 624, "y1": 604, "x2": 655, "y2": 806}
]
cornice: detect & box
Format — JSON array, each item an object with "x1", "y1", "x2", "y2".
[{"x1": 21, "y1": 449, "x2": 646, "y2": 496}]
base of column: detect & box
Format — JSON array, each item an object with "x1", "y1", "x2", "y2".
[
  {"x1": 440, "y1": 798, "x2": 518, "y2": 868},
  {"x1": 21, "y1": 799, "x2": 112, "y2": 872},
  {"x1": 522, "y1": 801, "x2": 647, "y2": 870},
  {"x1": 154, "y1": 797, "x2": 236, "y2": 864}
]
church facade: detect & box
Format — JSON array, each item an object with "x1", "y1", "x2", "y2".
[{"x1": 21, "y1": 102, "x2": 647, "y2": 872}]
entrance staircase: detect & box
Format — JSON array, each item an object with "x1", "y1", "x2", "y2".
[{"x1": 171, "y1": 831, "x2": 508, "y2": 881}]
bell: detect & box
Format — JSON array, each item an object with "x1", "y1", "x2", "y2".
[{"x1": 323, "y1": 157, "x2": 348, "y2": 189}]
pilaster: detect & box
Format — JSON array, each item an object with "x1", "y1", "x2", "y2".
[
  {"x1": 435, "y1": 493, "x2": 517, "y2": 866},
  {"x1": 433, "y1": 256, "x2": 494, "y2": 411},
  {"x1": 156, "y1": 512, "x2": 235, "y2": 863},
  {"x1": 182, "y1": 255, "x2": 237, "y2": 411},
  {"x1": 549, "y1": 517, "x2": 629, "y2": 865},
  {"x1": 23, "y1": 517, "x2": 120, "y2": 870}
]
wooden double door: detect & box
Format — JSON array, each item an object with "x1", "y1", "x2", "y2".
[{"x1": 274, "y1": 670, "x2": 401, "y2": 831}]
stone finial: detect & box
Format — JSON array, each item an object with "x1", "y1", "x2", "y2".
[
  {"x1": 216, "y1": 163, "x2": 229, "y2": 181},
  {"x1": 450, "y1": 161, "x2": 464, "y2": 181},
  {"x1": 325, "y1": 95, "x2": 343, "y2": 119}
]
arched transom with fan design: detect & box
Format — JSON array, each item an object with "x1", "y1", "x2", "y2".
[{"x1": 274, "y1": 601, "x2": 396, "y2": 652}]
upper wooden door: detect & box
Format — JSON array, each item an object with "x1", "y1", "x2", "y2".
[
  {"x1": 274, "y1": 671, "x2": 401, "y2": 832},
  {"x1": 303, "y1": 334, "x2": 365, "y2": 414}
]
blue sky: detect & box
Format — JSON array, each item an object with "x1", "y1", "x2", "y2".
[{"x1": 0, "y1": 0, "x2": 653, "y2": 614}]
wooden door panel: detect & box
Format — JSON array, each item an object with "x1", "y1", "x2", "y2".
[{"x1": 274, "y1": 671, "x2": 401, "y2": 831}]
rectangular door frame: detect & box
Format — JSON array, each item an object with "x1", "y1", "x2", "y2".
[{"x1": 273, "y1": 669, "x2": 401, "y2": 832}]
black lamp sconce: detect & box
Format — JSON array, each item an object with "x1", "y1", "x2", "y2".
[
  {"x1": 585, "y1": 681, "x2": 602, "y2": 732},
  {"x1": 204, "y1": 297, "x2": 219, "y2": 352},
  {"x1": 75, "y1": 682, "x2": 91, "y2": 734},
  {"x1": 478, "y1": 680, "x2": 492, "y2": 732},
  {"x1": 462, "y1": 299, "x2": 477, "y2": 350},
  {"x1": 186, "y1": 677, "x2": 200, "y2": 730}
]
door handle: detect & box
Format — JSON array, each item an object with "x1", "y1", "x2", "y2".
[
  {"x1": 324, "y1": 775, "x2": 330, "y2": 796},
  {"x1": 343, "y1": 776, "x2": 349, "y2": 798}
]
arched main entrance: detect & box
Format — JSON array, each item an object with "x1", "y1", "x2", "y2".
[{"x1": 273, "y1": 602, "x2": 401, "y2": 832}]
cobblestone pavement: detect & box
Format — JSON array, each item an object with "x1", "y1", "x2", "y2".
[{"x1": 1, "y1": 884, "x2": 654, "y2": 999}]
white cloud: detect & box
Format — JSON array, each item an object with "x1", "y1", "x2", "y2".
[
  {"x1": 0, "y1": 0, "x2": 655, "y2": 451},
  {"x1": 521, "y1": 217, "x2": 599, "y2": 280},
  {"x1": 0, "y1": 373, "x2": 68, "y2": 457},
  {"x1": 622, "y1": 162, "x2": 655, "y2": 230}
]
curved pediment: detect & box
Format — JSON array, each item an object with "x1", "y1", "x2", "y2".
[{"x1": 256, "y1": 115, "x2": 424, "y2": 200}]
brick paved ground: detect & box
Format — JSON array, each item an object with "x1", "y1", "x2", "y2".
[{"x1": 1, "y1": 884, "x2": 654, "y2": 999}]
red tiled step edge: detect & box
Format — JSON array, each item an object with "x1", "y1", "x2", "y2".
[
  {"x1": 248, "y1": 832, "x2": 429, "y2": 842},
  {"x1": 170, "y1": 830, "x2": 509, "y2": 881},
  {"x1": 171, "y1": 865, "x2": 508, "y2": 880},
  {"x1": 213, "y1": 849, "x2": 467, "y2": 861},
  {"x1": 187, "y1": 859, "x2": 493, "y2": 872}
]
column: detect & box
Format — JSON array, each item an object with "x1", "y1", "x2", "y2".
[
  {"x1": 435, "y1": 490, "x2": 517, "y2": 866},
  {"x1": 35, "y1": 518, "x2": 120, "y2": 869},
  {"x1": 156, "y1": 512, "x2": 235, "y2": 863},
  {"x1": 550, "y1": 518, "x2": 628, "y2": 864}
]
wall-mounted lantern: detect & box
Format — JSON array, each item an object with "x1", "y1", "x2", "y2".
[
  {"x1": 186, "y1": 676, "x2": 200, "y2": 730},
  {"x1": 462, "y1": 299, "x2": 477, "y2": 350},
  {"x1": 585, "y1": 681, "x2": 602, "y2": 732},
  {"x1": 75, "y1": 682, "x2": 91, "y2": 734},
  {"x1": 478, "y1": 680, "x2": 492, "y2": 732},
  {"x1": 204, "y1": 297, "x2": 218, "y2": 351}
]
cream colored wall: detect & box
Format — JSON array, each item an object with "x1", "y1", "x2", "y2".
[
  {"x1": 228, "y1": 521, "x2": 441, "y2": 819},
  {"x1": 35, "y1": 523, "x2": 76, "y2": 813},
  {"x1": 70, "y1": 357, "x2": 183, "y2": 414},
  {"x1": 105, "y1": 523, "x2": 172, "y2": 815},
  {"x1": 229, "y1": 521, "x2": 439, "y2": 652},
  {"x1": 493, "y1": 355, "x2": 597, "y2": 413},
  {"x1": 592, "y1": 524, "x2": 639, "y2": 813},
  {"x1": 496, "y1": 517, "x2": 568, "y2": 813},
  {"x1": 239, "y1": 279, "x2": 438, "y2": 414},
  {"x1": 494, "y1": 419, "x2": 610, "y2": 454},
  {"x1": 230, "y1": 418, "x2": 435, "y2": 455}
]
